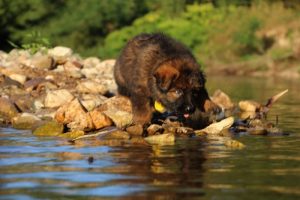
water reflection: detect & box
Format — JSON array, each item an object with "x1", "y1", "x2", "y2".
[{"x1": 1, "y1": 76, "x2": 300, "y2": 199}]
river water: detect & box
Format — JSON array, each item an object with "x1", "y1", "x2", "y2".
[{"x1": 0, "y1": 76, "x2": 299, "y2": 200}]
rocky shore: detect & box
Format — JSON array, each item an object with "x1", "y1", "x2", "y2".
[
  {"x1": 0, "y1": 47, "x2": 286, "y2": 146},
  {"x1": 0, "y1": 47, "x2": 133, "y2": 135}
]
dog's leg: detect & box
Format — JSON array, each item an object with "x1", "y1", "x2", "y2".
[{"x1": 131, "y1": 95, "x2": 153, "y2": 125}]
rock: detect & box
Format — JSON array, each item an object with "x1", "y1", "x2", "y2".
[
  {"x1": 24, "y1": 78, "x2": 47, "y2": 92},
  {"x1": 89, "y1": 109, "x2": 113, "y2": 129},
  {"x1": 0, "y1": 50, "x2": 8, "y2": 61},
  {"x1": 34, "y1": 108, "x2": 57, "y2": 120},
  {"x1": 102, "y1": 108, "x2": 132, "y2": 128},
  {"x1": 224, "y1": 139, "x2": 246, "y2": 149},
  {"x1": 31, "y1": 54, "x2": 54, "y2": 69},
  {"x1": 53, "y1": 65, "x2": 64, "y2": 73},
  {"x1": 55, "y1": 98, "x2": 93, "y2": 131},
  {"x1": 101, "y1": 130, "x2": 130, "y2": 140},
  {"x1": 48, "y1": 46, "x2": 72, "y2": 64},
  {"x1": 33, "y1": 121, "x2": 64, "y2": 136},
  {"x1": 0, "y1": 73, "x2": 23, "y2": 88},
  {"x1": 129, "y1": 137, "x2": 148, "y2": 145},
  {"x1": 12, "y1": 113, "x2": 42, "y2": 130},
  {"x1": 45, "y1": 75, "x2": 54, "y2": 81},
  {"x1": 239, "y1": 100, "x2": 261, "y2": 112},
  {"x1": 76, "y1": 80, "x2": 107, "y2": 95},
  {"x1": 10, "y1": 94, "x2": 34, "y2": 112},
  {"x1": 83, "y1": 57, "x2": 101, "y2": 68},
  {"x1": 63, "y1": 61, "x2": 83, "y2": 78},
  {"x1": 2, "y1": 85, "x2": 27, "y2": 96},
  {"x1": 81, "y1": 67, "x2": 98, "y2": 78},
  {"x1": 59, "y1": 130, "x2": 85, "y2": 139},
  {"x1": 126, "y1": 124, "x2": 144, "y2": 136},
  {"x1": 44, "y1": 89, "x2": 74, "y2": 108},
  {"x1": 249, "y1": 119, "x2": 264, "y2": 127},
  {"x1": 99, "y1": 78, "x2": 117, "y2": 94},
  {"x1": 98, "y1": 96, "x2": 132, "y2": 128},
  {"x1": 248, "y1": 126, "x2": 268, "y2": 135},
  {"x1": 7, "y1": 49, "x2": 31, "y2": 66},
  {"x1": 211, "y1": 89, "x2": 234, "y2": 109},
  {"x1": 0, "y1": 97, "x2": 19, "y2": 120},
  {"x1": 239, "y1": 111, "x2": 256, "y2": 120},
  {"x1": 24, "y1": 77, "x2": 58, "y2": 92},
  {"x1": 8, "y1": 73, "x2": 27, "y2": 85},
  {"x1": 147, "y1": 124, "x2": 163, "y2": 135},
  {"x1": 79, "y1": 94, "x2": 107, "y2": 111},
  {"x1": 96, "y1": 59, "x2": 115, "y2": 76},
  {"x1": 144, "y1": 133, "x2": 175, "y2": 145},
  {"x1": 195, "y1": 116, "x2": 235, "y2": 135}
]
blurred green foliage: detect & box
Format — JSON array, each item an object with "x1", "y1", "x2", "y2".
[
  {"x1": 1, "y1": 0, "x2": 300, "y2": 67},
  {"x1": 8, "y1": 31, "x2": 51, "y2": 54},
  {"x1": 1, "y1": 0, "x2": 150, "y2": 55}
]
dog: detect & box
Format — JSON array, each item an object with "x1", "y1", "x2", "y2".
[{"x1": 114, "y1": 33, "x2": 219, "y2": 127}]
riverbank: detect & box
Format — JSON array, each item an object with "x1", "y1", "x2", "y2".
[{"x1": 0, "y1": 47, "x2": 291, "y2": 140}]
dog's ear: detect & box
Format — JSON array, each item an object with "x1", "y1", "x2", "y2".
[{"x1": 154, "y1": 65, "x2": 179, "y2": 92}]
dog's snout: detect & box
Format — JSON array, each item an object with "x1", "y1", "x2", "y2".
[{"x1": 184, "y1": 105, "x2": 195, "y2": 114}]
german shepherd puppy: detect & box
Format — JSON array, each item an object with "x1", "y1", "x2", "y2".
[{"x1": 114, "y1": 33, "x2": 219, "y2": 127}]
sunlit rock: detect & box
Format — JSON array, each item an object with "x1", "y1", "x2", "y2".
[
  {"x1": 0, "y1": 97, "x2": 19, "y2": 120},
  {"x1": 48, "y1": 46, "x2": 72, "y2": 64},
  {"x1": 98, "y1": 96, "x2": 132, "y2": 128},
  {"x1": 12, "y1": 113, "x2": 42, "y2": 130},
  {"x1": 33, "y1": 120, "x2": 64, "y2": 136},
  {"x1": 76, "y1": 80, "x2": 107, "y2": 95},
  {"x1": 44, "y1": 89, "x2": 74, "y2": 108},
  {"x1": 55, "y1": 98, "x2": 93, "y2": 131},
  {"x1": 211, "y1": 89, "x2": 234, "y2": 109}
]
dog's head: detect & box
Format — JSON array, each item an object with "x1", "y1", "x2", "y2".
[{"x1": 153, "y1": 59, "x2": 206, "y2": 117}]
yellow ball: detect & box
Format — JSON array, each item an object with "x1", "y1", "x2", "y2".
[{"x1": 154, "y1": 101, "x2": 166, "y2": 113}]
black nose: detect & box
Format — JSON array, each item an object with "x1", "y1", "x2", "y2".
[{"x1": 184, "y1": 105, "x2": 195, "y2": 113}]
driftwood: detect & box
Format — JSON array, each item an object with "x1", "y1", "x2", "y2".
[{"x1": 71, "y1": 127, "x2": 118, "y2": 141}]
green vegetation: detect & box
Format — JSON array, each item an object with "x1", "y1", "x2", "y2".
[
  {"x1": 8, "y1": 31, "x2": 51, "y2": 54},
  {"x1": 1, "y1": 0, "x2": 300, "y2": 71}
]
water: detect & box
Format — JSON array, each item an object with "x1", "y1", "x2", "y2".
[{"x1": 0, "y1": 76, "x2": 299, "y2": 200}]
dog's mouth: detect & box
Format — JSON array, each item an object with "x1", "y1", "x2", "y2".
[
  {"x1": 154, "y1": 100, "x2": 193, "y2": 119},
  {"x1": 183, "y1": 113, "x2": 190, "y2": 118}
]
